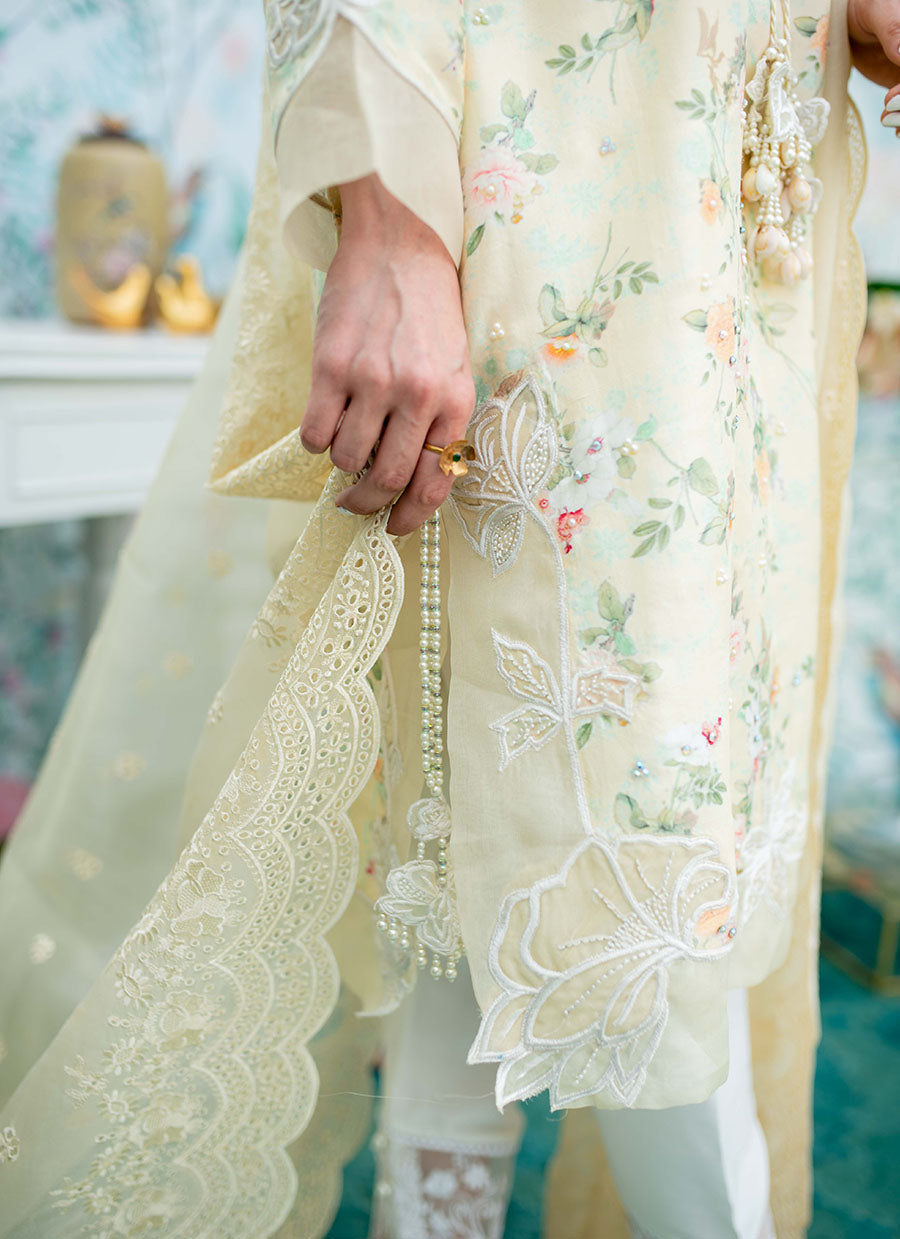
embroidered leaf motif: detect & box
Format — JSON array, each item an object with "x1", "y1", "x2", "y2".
[
  {"x1": 572, "y1": 656, "x2": 640, "y2": 722},
  {"x1": 493, "y1": 632, "x2": 560, "y2": 709},
  {"x1": 470, "y1": 835, "x2": 736, "y2": 1110},
  {"x1": 491, "y1": 706, "x2": 562, "y2": 769},
  {"x1": 450, "y1": 374, "x2": 559, "y2": 577}
]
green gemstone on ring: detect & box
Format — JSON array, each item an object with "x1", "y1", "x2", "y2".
[{"x1": 452, "y1": 452, "x2": 461, "y2": 462}]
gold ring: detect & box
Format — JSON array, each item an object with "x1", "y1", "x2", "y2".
[{"x1": 423, "y1": 439, "x2": 476, "y2": 477}]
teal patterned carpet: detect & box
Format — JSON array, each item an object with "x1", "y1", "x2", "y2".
[{"x1": 329, "y1": 889, "x2": 900, "y2": 1237}]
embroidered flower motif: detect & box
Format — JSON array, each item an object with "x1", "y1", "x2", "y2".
[
  {"x1": 378, "y1": 860, "x2": 461, "y2": 956},
  {"x1": 468, "y1": 834, "x2": 736, "y2": 1109},
  {"x1": 739, "y1": 762, "x2": 805, "y2": 920},
  {"x1": 450, "y1": 372, "x2": 558, "y2": 576},
  {"x1": 556, "y1": 507, "x2": 589, "y2": 553},
  {"x1": 167, "y1": 859, "x2": 238, "y2": 940},
  {"x1": 127, "y1": 1092, "x2": 203, "y2": 1148},
  {"x1": 0, "y1": 1124, "x2": 20, "y2": 1164},
  {"x1": 407, "y1": 796, "x2": 453, "y2": 842},
  {"x1": 699, "y1": 178, "x2": 722, "y2": 224},
  {"x1": 551, "y1": 410, "x2": 637, "y2": 512},
  {"x1": 145, "y1": 990, "x2": 213, "y2": 1052},
  {"x1": 465, "y1": 147, "x2": 540, "y2": 226},
  {"x1": 705, "y1": 300, "x2": 736, "y2": 363},
  {"x1": 664, "y1": 720, "x2": 721, "y2": 766},
  {"x1": 542, "y1": 333, "x2": 582, "y2": 364}
]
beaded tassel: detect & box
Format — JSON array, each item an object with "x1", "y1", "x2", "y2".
[
  {"x1": 374, "y1": 513, "x2": 464, "y2": 982},
  {"x1": 741, "y1": 0, "x2": 829, "y2": 286}
]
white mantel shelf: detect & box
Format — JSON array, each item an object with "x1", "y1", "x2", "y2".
[{"x1": 0, "y1": 318, "x2": 209, "y2": 527}]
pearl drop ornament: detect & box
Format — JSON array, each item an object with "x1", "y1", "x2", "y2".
[{"x1": 788, "y1": 176, "x2": 812, "y2": 211}]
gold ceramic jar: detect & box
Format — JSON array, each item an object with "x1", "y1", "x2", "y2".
[{"x1": 56, "y1": 117, "x2": 168, "y2": 328}]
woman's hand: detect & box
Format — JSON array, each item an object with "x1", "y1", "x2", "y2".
[
  {"x1": 847, "y1": 0, "x2": 900, "y2": 133},
  {"x1": 300, "y1": 172, "x2": 474, "y2": 536}
]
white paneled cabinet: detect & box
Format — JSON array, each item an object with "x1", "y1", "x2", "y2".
[{"x1": 0, "y1": 319, "x2": 208, "y2": 527}]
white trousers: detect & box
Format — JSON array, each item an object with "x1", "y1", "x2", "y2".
[{"x1": 379, "y1": 968, "x2": 773, "y2": 1239}]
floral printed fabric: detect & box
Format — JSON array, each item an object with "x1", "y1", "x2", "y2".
[{"x1": 259, "y1": 0, "x2": 837, "y2": 1113}]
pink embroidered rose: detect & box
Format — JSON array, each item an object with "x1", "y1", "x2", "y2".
[
  {"x1": 556, "y1": 507, "x2": 589, "y2": 553},
  {"x1": 705, "y1": 300, "x2": 736, "y2": 364},
  {"x1": 464, "y1": 147, "x2": 538, "y2": 224},
  {"x1": 699, "y1": 179, "x2": 722, "y2": 225}
]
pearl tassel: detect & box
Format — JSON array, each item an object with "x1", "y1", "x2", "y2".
[
  {"x1": 374, "y1": 512, "x2": 464, "y2": 983},
  {"x1": 741, "y1": 0, "x2": 829, "y2": 286},
  {"x1": 418, "y1": 514, "x2": 462, "y2": 982}
]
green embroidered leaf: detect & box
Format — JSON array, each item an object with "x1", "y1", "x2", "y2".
[
  {"x1": 576, "y1": 721, "x2": 593, "y2": 749},
  {"x1": 628, "y1": 276, "x2": 643, "y2": 294},
  {"x1": 581, "y1": 32, "x2": 593, "y2": 50},
  {"x1": 673, "y1": 504, "x2": 686, "y2": 530},
  {"x1": 683, "y1": 309, "x2": 709, "y2": 331},
  {"x1": 597, "y1": 580, "x2": 626, "y2": 623},
  {"x1": 560, "y1": 421, "x2": 577, "y2": 441},
  {"x1": 633, "y1": 536, "x2": 657, "y2": 557},
  {"x1": 558, "y1": 44, "x2": 577, "y2": 58},
  {"x1": 647, "y1": 497, "x2": 671, "y2": 509},
  {"x1": 657, "y1": 525, "x2": 670, "y2": 551},
  {"x1": 635, "y1": 416, "x2": 657, "y2": 441},
  {"x1": 633, "y1": 520, "x2": 661, "y2": 536},
  {"x1": 501, "y1": 80, "x2": 528, "y2": 120},
  {"x1": 794, "y1": 16, "x2": 819, "y2": 35},
  {"x1": 614, "y1": 630, "x2": 636, "y2": 655},
  {"x1": 700, "y1": 516, "x2": 726, "y2": 545},
  {"x1": 617, "y1": 454, "x2": 636, "y2": 479},
  {"x1": 614, "y1": 792, "x2": 640, "y2": 829},
  {"x1": 687, "y1": 457, "x2": 718, "y2": 496},
  {"x1": 541, "y1": 318, "x2": 580, "y2": 338},
  {"x1": 538, "y1": 283, "x2": 563, "y2": 325},
  {"x1": 613, "y1": 279, "x2": 623, "y2": 300},
  {"x1": 479, "y1": 123, "x2": 506, "y2": 143},
  {"x1": 466, "y1": 224, "x2": 485, "y2": 257},
  {"x1": 532, "y1": 153, "x2": 559, "y2": 174}
]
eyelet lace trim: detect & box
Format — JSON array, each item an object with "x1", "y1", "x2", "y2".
[{"x1": 1, "y1": 487, "x2": 405, "y2": 1238}]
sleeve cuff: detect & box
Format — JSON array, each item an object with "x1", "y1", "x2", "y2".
[{"x1": 274, "y1": 17, "x2": 464, "y2": 272}]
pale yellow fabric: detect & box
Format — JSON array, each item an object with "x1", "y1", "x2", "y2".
[
  {"x1": 276, "y1": 16, "x2": 464, "y2": 269},
  {"x1": 0, "y1": 4, "x2": 867, "y2": 1238}
]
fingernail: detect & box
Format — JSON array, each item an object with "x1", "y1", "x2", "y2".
[
  {"x1": 884, "y1": 96, "x2": 900, "y2": 113},
  {"x1": 881, "y1": 112, "x2": 900, "y2": 128}
]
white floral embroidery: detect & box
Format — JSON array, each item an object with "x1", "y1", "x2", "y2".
[
  {"x1": 739, "y1": 761, "x2": 805, "y2": 920},
  {"x1": 450, "y1": 373, "x2": 558, "y2": 576},
  {"x1": 371, "y1": 1134, "x2": 516, "y2": 1239},
  {"x1": 468, "y1": 834, "x2": 736, "y2": 1109},
  {"x1": 264, "y1": 0, "x2": 377, "y2": 69},
  {"x1": 379, "y1": 857, "x2": 462, "y2": 956},
  {"x1": 0, "y1": 1124, "x2": 20, "y2": 1164}
]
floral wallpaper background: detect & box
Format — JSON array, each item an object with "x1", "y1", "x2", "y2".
[
  {"x1": 0, "y1": 0, "x2": 264, "y2": 833},
  {"x1": 0, "y1": 0, "x2": 263, "y2": 317}
]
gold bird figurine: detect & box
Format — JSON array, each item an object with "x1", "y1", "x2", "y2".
[
  {"x1": 68, "y1": 262, "x2": 153, "y2": 329},
  {"x1": 154, "y1": 255, "x2": 219, "y2": 334}
]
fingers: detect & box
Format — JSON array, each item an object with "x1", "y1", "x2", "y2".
[
  {"x1": 335, "y1": 408, "x2": 430, "y2": 516},
  {"x1": 329, "y1": 394, "x2": 387, "y2": 474},
  {"x1": 300, "y1": 337, "x2": 353, "y2": 454},
  {"x1": 882, "y1": 81, "x2": 900, "y2": 132},
  {"x1": 385, "y1": 438, "x2": 457, "y2": 537},
  {"x1": 336, "y1": 376, "x2": 476, "y2": 532}
]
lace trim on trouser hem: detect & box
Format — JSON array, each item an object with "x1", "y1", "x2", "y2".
[{"x1": 369, "y1": 1131, "x2": 516, "y2": 1239}]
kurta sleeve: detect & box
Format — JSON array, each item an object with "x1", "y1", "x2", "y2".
[{"x1": 264, "y1": 3, "x2": 466, "y2": 270}]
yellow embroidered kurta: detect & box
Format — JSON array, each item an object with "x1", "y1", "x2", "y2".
[{"x1": 0, "y1": 2, "x2": 865, "y2": 1237}]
